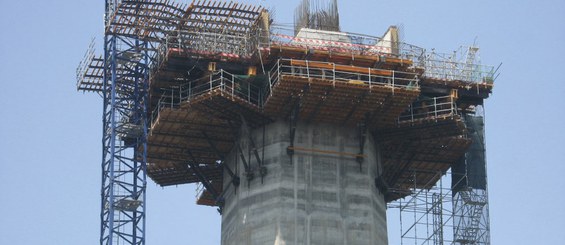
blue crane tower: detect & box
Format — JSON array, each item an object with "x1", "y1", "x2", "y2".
[{"x1": 77, "y1": 0, "x2": 149, "y2": 244}]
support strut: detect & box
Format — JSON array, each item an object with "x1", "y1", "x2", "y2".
[
  {"x1": 201, "y1": 131, "x2": 240, "y2": 188},
  {"x1": 287, "y1": 97, "x2": 301, "y2": 163},
  {"x1": 228, "y1": 120, "x2": 254, "y2": 183},
  {"x1": 356, "y1": 113, "x2": 369, "y2": 172},
  {"x1": 237, "y1": 143, "x2": 254, "y2": 182},
  {"x1": 239, "y1": 114, "x2": 266, "y2": 179},
  {"x1": 186, "y1": 150, "x2": 223, "y2": 213}
]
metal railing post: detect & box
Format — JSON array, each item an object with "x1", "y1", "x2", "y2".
[
  {"x1": 267, "y1": 71, "x2": 272, "y2": 96},
  {"x1": 220, "y1": 71, "x2": 225, "y2": 91},
  {"x1": 333, "y1": 63, "x2": 336, "y2": 87},
  {"x1": 210, "y1": 72, "x2": 213, "y2": 91},
  {"x1": 434, "y1": 97, "x2": 438, "y2": 118},
  {"x1": 189, "y1": 81, "x2": 192, "y2": 100},
  {"x1": 368, "y1": 68, "x2": 372, "y2": 91},
  {"x1": 410, "y1": 104, "x2": 414, "y2": 122},
  {"x1": 306, "y1": 60, "x2": 310, "y2": 78},
  {"x1": 278, "y1": 59, "x2": 281, "y2": 81}
]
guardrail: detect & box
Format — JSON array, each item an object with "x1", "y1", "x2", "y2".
[
  {"x1": 422, "y1": 49, "x2": 500, "y2": 84},
  {"x1": 264, "y1": 58, "x2": 420, "y2": 99},
  {"x1": 149, "y1": 26, "x2": 428, "y2": 74},
  {"x1": 423, "y1": 59, "x2": 497, "y2": 84},
  {"x1": 150, "y1": 70, "x2": 263, "y2": 128},
  {"x1": 397, "y1": 96, "x2": 458, "y2": 123},
  {"x1": 265, "y1": 26, "x2": 426, "y2": 64}
]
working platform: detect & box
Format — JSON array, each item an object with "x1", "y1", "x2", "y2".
[
  {"x1": 377, "y1": 96, "x2": 470, "y2": 201},
  {"x1": 147, "y1": 70, "x2": 268, "y2": 186},
  {"x1": 382, "y1": 136, "x2": 471, "y2": 202},
  {"x1": 263, "y1": 59, "x2": 420, "y2": 127}
]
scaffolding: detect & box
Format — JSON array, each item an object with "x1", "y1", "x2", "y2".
[
  {"x1": 76, "y1": 1, "x2": 497, "y2": 244},
  {"x1": 388, "y1": 170, "x2": 490, "y2": 245},
  {"x1": 422, "y1": 46, "x2": 500, "y2": 84}
]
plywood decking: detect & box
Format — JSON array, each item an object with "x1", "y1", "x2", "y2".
[
  {"x1": 147, "y1": 89, "x2": 267, "y2": 186},
  {"x1": 263, "y1": 75, "x2": 420, "y2": 127},
  {"x1": 266, "y1": 44, "x2": 415, "y2": 71},
  {"x1": 382, "y1": 136, "x2": 471, "y2": 202},
  {"x1": 377, "y1": 113, "x2": 469, "y2": 202}
]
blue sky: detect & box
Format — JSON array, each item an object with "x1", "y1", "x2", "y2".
[{"x1": 0, "y1": 0, "x2": 563, "y2": 244}]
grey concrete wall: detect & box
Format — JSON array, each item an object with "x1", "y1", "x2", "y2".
[{"x1": 221, "y1": 120, "x2": 387, "y2": 245}]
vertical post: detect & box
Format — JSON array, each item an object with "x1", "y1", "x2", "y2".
[
  {"x1": 220, "y1": 72, "x2": 224, "y2": 91},
  {"x1": 434, "y1": 97, "x2": 438, "y2": 118},
  {"x1": 368, "y1": 68, "x2": 372, "y2": 91},
  {"x1": 306, "y1": 60, "x2": 310, "y2": 78},
  {"x1": 268, "y1": 71, "x2": 272, "y2": 97},
  {"x1": 332, "y1": 63, "x2": 336, "y2": 87},
  {"x1": 410, "y1": 104, "x2": 414, "y2": 122},
  {"x1": 392, "y1": 70, "x2": 396, "y2": 96}
]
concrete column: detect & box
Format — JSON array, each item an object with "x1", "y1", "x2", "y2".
[{"x1": 221, "y1": 120, "x2": 387, "y2": 245}]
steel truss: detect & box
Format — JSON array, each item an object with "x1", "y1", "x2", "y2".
[{"x1": 101, "y1": 1, "x2": 149, "y2": 245}]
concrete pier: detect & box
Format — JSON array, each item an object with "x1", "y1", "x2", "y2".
[{"x1": 221, "y1": 120, "x2": 387, "y2": 245}]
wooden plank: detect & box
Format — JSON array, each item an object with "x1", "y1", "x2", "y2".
[{"x1": 289, "y1": 59, "x2": 393, "y2": 76}]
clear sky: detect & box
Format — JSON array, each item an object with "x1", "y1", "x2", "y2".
[{"x1": 0, "y1": 0, "x2": 564, "y2": 244}]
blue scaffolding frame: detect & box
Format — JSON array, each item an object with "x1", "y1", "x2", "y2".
[
  {"x1": 100, "y1": 1, "x2": 148, "y2": 243},
  {"x1": 76, "y1": 0, "x2": 149, "y2": 244}
]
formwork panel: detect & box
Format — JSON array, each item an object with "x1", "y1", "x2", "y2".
[{"x1": 264, "y1": 75, "x2": 420, "y2": 128}]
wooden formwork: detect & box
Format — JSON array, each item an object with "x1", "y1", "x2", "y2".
[
  {"x1": 377, "y1": 113, "x2": 470, "y2": 202},
  {"x1": 378, "y1": 116, "x2": 467, "y2": 142},
  {"x1": 196, "y1": 181, "x2": 224, "y2": 207},
  {"x1": 263, "y1": 75, "x2": 420, "y2": 128},
  {"x1": 382, "y1": 136, "x2": 471, "y2": 202},
  {"x1": 421, "y1": 77, "x2": 493, "y2": 99},
  {"x1": 266, "y1": 45, "x2": 415, "y2": 72},
  {"x1": 147, "y1": 89, "x2": 267, "y2": 186}
]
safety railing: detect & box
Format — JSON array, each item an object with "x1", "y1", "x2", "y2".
[
  {"x1": 397, "y1": 96, "x2": 458, "y2": 123},
  {"x1": 150, "y1": 26, "x2": 427, "y2": 74},
  {"x1": 422, "y1": 49, "x2": 500, "y2": 84},
  {"x1": 265, "y1": 26, "x2": 426, "y2": 65},
  {"x1": 150, "y1": 70, "x2": 263, "y2": 128},
  {"x1": 76, "y1": 39, "x2": 105, "y2": 92},
  {"x1": 264, "y1": 58, "x2": 420, "y2": 99},
  {"x1": 423, "y1": 59, "x2": 498, "y2": 84}
]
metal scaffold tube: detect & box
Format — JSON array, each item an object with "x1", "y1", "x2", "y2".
[{"x1": 100, "y1": 1, "x2": 148, "y2": 244}]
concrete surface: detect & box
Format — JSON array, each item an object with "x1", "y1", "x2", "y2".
[{"x1": 221, "y1": 120, "x2": 387, "y2": 245}]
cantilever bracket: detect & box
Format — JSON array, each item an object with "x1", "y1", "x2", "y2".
[
  {"x1": 287, "y1": 97, "x2": 301, "y2": 163},
  {"x1": 306, "y1": 88, "x2": 332, "y2": 123},
  {"x1": 186, "y1": 159, "x2": 222, "y2": 209},
  {"x1": 343, "y1": 91, "x2": 369, "y2": 126},
  {"x1": 236, "y1": 143, "x2": 254, "y2": 182},
  {"x1": 222, "y1": 160, "x2": 240, "y2": 188},
  {"x1": 239, "y1": 114, "x2": 266, "y2": 179},
  {"x1": 356, "y1": 113, "x2": 369, "y2": 172},
  {"x1": 201, "y1": 131, "x2": 240, "y2": 188},
  {"x1": 185, "y1": 150, "x2": 225, "y2": 214},
  {"x1": 202, "y1": 131, "x2": 225, "y2": 160},
  {"x1": 228, "y1": 120, "x2": 254, "y2": 183},
  {"x1": 375, "y1": 175, "x2": 389, "y2": 195}
]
